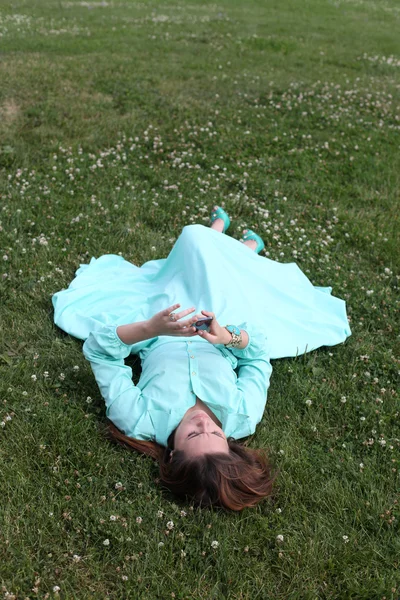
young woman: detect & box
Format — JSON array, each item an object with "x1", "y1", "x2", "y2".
[{"x1": 52, "y1": 206, "x2": 351, "y2": 511}]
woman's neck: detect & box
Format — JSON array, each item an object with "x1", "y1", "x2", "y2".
[{"x1": 189, "y1": 397, "x2": 222, "y2": 428}]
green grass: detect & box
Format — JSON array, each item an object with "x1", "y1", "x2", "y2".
[{"x1": 0, "y1": 0, "x2": 399, "y2": 598}]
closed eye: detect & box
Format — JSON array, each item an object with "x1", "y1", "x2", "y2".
[{"x1": 187, "y1": 430, "x2": 224, "y2": 439}]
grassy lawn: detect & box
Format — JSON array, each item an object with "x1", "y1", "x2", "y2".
[{"x1": 0, "y1": 0, "x2": 399, "y2": 598}]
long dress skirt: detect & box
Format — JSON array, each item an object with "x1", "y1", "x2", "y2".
[{"x1": 52, "y1": 224, "x2": 351, "y2": 359}]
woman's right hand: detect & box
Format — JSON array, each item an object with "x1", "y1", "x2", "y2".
[
  {"x1": 196, "y1": 310, "x2": 232, "y2": 345},
  {"x1": 147, "y1": 304, "x2": 203, "y2": 338}
]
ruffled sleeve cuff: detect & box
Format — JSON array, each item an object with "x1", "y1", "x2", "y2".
[
  {"x1": 228, "y1": 321, "x2": 269, "y2": 360},
  {"x1": 83, "y1": 324, "x2": 133, "y2": 362}
]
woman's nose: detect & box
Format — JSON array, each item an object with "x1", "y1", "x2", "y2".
[{"x1": 194, "y1": 418, "x2": 209, "y2": 431}]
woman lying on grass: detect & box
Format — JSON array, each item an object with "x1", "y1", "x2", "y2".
[{"x1": 53, "y1": 206, "x2": 351, "y2": 511}]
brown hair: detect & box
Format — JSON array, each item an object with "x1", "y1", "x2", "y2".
[{"x1": 105, "y1": 419, "x2": 277, "y2": 511}]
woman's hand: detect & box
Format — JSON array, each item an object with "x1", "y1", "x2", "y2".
[
  {"x1": 196, "y1": 310, "x2": 232, "y2": 345},
  {"x1": 147, "y1": 303, "x2": 203, "y2": 338}
]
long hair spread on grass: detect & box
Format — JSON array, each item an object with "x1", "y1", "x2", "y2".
[{"x1": 105, "y1": 419, "x2": 277, "y2": 511}]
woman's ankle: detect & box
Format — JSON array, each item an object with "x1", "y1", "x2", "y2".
[{"x1": 210, "y1": 218, "x2": 225, "y2": 233}]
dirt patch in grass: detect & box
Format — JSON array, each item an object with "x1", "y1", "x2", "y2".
[{"x1": 0, "y1": 99, "x2": 20, "y2": 125}]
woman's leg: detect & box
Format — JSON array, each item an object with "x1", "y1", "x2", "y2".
[{"x1": 209, "y1": 206, "x2": 257, "y2": 251}]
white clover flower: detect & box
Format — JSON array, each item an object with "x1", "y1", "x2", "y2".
[
  {"x1": 341, "y1": 396, "x2": 347, "y2": 403},
  {"x1": 121, "y1": 575, "x2": 128, "y2": 581},
  {"x1": 158, "y1": 542, "x2": 164, "y2": 548},
  {"x1": 157, "y1": 510, "x2": 164, "y2": 518},
  {"x1": 73, "y1": 365, "x2": 80, "y2": 371},
  {"x1": 59, "y1": 373, "x2": 65, "y2": 381},
  {"x1": 166, "y1": 520, "x2": 174, "y2": 530},
  {"x1": 180, "y1": 510, "x2": 187, "y2": 517},
  {"x1": 43, "y1": 371, "x2": 49, "y2": 379},
  {"x1": 103, "y1": 539, "x2": 110, "y2": 546},
  {"x1": 86, "y1": 396, "x2": 92, "y2": 403},
  {"x1": 110, "y1": 515, "x2": 117, "y2": 521},
  {"x1": 31, "y1": 374, "x2": 37, "y2": 382},
  {"x1": 181, "y1": 550, "x2": 186, "y2": 557},
  {"x1": 211, "y1": 540, "x2": 219, "y2": 549},
  {"x1": 342, "y1": 535, "x2": 349, "y2": 543},
  {"x1": 72, "y1": 554, "x2": 81, "y2": 562},
  {"x1": 276, "y1": 535, "x2": 284, "y2": 543},
  {"x1": 305, "y1": 399, "x2": 312, "y2": 406},
  {"x1": 53, "y1": 586, "x2": 60, "y2": 593},
  {"x1": 115, "y1": 482, "x2": 123, "y2": 489},
  {"x1": 136, "y1": 517, "x2": 143, "y2": 524}
]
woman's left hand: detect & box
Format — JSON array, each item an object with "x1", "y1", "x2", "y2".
[
  {"x1": 195, "y1": 310, "x2": 232, "y2": 345},
  {"x1": 147, "y1": 303, "x2": 202, "y2": 337}
]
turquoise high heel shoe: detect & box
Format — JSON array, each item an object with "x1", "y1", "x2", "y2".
[
  {"x1": 210, "y1": 205, "x2": 231, "y2": 233},
  {"x1": 241, "y1": 229, "x2": 265, "y2": 254}
]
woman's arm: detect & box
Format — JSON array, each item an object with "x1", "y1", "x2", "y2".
[
  {"x1": 195, "y1": 310, "x2": 250, "y2": 348},
  {"x1": 197, "y1": 314, "x2": 272, "y2": 433},
  {"x1": 83, "y1": 303, "x2": 203, "y2": 437},
  {"x1": 116, "y1": 320, "x2": 154, "y2": 346},
  {"x1": 83, "y1": 326, "x2": 150, "y2": 437},
  {"x1": 218, "y1": 327, "x2": 249, "y2": 349},
  {"x1": 231, "y1": 322, "x2": 272, "y2": 429},
  {"x1": 116, "y1": 303, "x2": 202, "y2": 344},
  {"x1": 235, "y1": 351, "x2": 272, "y2": 427}
]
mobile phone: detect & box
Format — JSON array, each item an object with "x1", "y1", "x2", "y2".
[{"x1": 193, "y1": 317, "x2": 213, "y2": 331}]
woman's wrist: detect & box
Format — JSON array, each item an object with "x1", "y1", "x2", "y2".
[
  {"x1": 236, "y1": 329, "x2": 249, "y2": 349},
  {"x1": 116, "y1": 320, "x2": 156, "y2": 345},
  {"x1": 220, "y1": 328, "x2": 233, "y2": 345},
  {"x1": 221, "y1": 327, "x2": 249, "y2": 349}
]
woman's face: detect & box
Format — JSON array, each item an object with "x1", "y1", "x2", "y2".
[{"x1": 173, "y1": 410, "x2": 229, "y2": 458}]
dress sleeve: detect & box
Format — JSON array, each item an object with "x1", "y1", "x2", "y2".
[
  {"x1": 229, "y1": 321, "x2": 269, "y2": 360},
  {"x1": 229, "y1": 322, "x2": 272, "y2": 434},
  {"x1": 82, "y1": 325, "x2": 153, "y2": 440}
]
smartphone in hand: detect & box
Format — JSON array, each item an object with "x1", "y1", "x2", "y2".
[{"x1": 192, "y1": 316, "x2": 213, "y2": 332}]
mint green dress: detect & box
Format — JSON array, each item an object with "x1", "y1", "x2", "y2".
[{"x1": 52, "y1": 224, "x2": 351, "y2": 447}]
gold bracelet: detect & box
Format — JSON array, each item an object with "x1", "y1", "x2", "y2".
[{"x1": 224, "y1": 328, "x2": 243, "y2": 348}]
